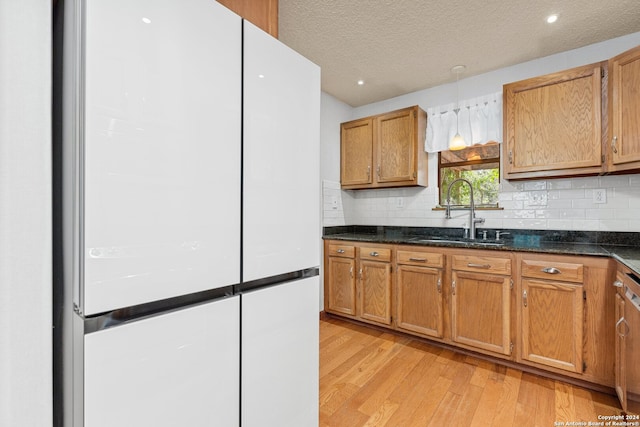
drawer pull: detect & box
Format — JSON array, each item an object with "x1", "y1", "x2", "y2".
[
  {"x1": 468, "y1": 263, "x2": 491, "y2": 269},
  {"x1": 336, "y1": 249, "x2": 345, "y2": 254},
  {"x1": 541, "y1": 267, "x2": 561, "y2": 274},
  {"x1": 437, "y1": 278, "x2": 442, "y2": 294},
  {"x1": 523, "y1": 290, "x2": 528, "y2": 307},
  {"x1": 370, "y1": 251, "x2": 379, "y2": 257},
  {"x1": 613, "y1": 280, "x2": 624, "y2": 288},
  {"x1": 409, "y1": 257, "x2": 427, "y2": 262},
  {"x1": 452, "y1": 280, "x2": 456, "y2": 295}
]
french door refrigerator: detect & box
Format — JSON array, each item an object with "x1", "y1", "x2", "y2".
[{"x1": 54, "y1": 1, "x2": 320, "y2": 426}]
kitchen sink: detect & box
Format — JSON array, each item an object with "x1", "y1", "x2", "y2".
[{"x1": 408, "y1": 236, "x2": 505, "y2": 247}]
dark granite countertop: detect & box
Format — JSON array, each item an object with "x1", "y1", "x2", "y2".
[{"x1": 323, "y1": 226, "x2": 640, "y2": 275}]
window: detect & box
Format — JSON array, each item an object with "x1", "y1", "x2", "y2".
[{"x1": 438, "y1": 143, "x2": 500, "y2": 207}]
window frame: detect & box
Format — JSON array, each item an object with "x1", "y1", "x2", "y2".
[{"x1": 437, "y1": 147, "x2": 501, "y2": 208}]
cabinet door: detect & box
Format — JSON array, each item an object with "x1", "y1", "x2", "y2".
[
  {"x1": 327, "y1": 257, "x2": 356, "y2": 316},
  {"x1": 615, "y1": 292, "x2": 627, "y2": 411},
  {"x1": 396, "y1": 265, "x2": 443, "y2": 338},
  {"x1": 243, "y1": 21, "x2": 320, "y2": 281},
  {"x1": 82, "y1": 0, "x2": 241, "y2": 314},
  {"x1": 503, "y1": 63, "x2": 602, "y2": 179},
  {"x1": 359, "y1": 260, "x2": 392, "y2": 325},
  {"x1": 376, "y1": 108, "x2": 415, "y2": 184},
  {"x1": 521, "y1": 279, "x2": 584, "y2": 373},
  {"x1": 341, "y1": 118, "x2": 373, "y2": 187},
  {"x1": 451, "y1": 271, "x2": 511, "y2": 355},
  {"x1": 609, "y1": 45, "x2": 640, "y2": 170}
]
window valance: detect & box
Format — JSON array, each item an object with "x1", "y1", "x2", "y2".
[{"x1": 425, "y1": 91, "x2": 503, "y2": 153}]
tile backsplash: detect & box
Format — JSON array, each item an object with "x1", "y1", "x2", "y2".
[{"x1": 323, "y1": 174, "x2": 640, "y2": 232}]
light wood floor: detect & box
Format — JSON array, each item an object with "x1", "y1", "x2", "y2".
[{"x1": 320, "y1": 316, "x2": 630, "y2": 427}]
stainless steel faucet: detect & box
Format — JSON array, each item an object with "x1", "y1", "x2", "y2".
[{"x1": 445, "y1": 178, "x2": 485, "y2": 240}]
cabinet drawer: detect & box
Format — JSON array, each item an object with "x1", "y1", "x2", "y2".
[
  {"x1": 521, "y1": 259, "x2": 583, "y2": 283},
  {"x1": 360, "y1": 246, "x2": 391, "y2": 262},
  {"x1": 452, "y1": 254, "x2": 511, "y2": 275},
  {"x1": 328, "y1": 244, "x2": 355, "y2": 258},
  {"x1": 397, "y1": 250, "x2": 443, "y2": 268}
]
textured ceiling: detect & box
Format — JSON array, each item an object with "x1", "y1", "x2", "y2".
[{"x1": 278, "y1": 0, "x2": 640, "y2": 107}]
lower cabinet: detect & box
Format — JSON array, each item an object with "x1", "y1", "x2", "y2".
[
  {"x1": 358, "y1": 246, "x2": 393, "y2": 326},
  {"x1": 396, "y1": 248, "x2": 444, "y2": 338},
  {"x1": 325, "y1": 243, "x2": 357, "y2": 316},
  {"x1": 450, "y1": 253, "x2": 513, "y2": 356},
  {"x1": 520, "y1": 278, "x2": 584, "y2": 372},
  {"x1": 324, "y1": 241, "x2": 392, "y2": 326},
  {"x1": 613, "y1": 265, "x2": 640, "y2": 412},
  {"x1": 323, "y1": 239, "x2": 617, "y2": 390}
]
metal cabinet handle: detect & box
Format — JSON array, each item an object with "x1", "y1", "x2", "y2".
[
  {"x1": 336, "y1": 249, "x2": 345, "y2": 254},
  {"x1": 452, "y1": 280, "x2": 456, "y2": 295},
  {"x1": 359, "y1": 268, "x2": 363, "y2": 280},
  {"x1": 350, "y1": 266, "x2": 353, "y2": 278},
  {"x1": 612, "y1": 136, "x2": 618, "y2": 154},
  {"x1": 437, "y1": 278, "x2": 442, "y2": 294},
  {"x1": 523, "y1": 290, "x2": 528, "y2": 307},
  {"x1": 613, "y1": 280, "x2": 624, "y2": 288},
  {"x1": 367, "y1": 165, "x2": 371, "y2": 180},
  {"x1": 377, "y1": 165, "x2": 381, "y2": 178},
  {"x1": 370, "y1": 251, "x2": 379, "y2": 257},
  {"x1": 508, "y1": 150, "x2": 513, "y2": 164},
  {"x1": 616, "y1": 317, "x2": 630, "y2": 337},
  {"x1": 541, "y1": 267, "x2": 561, "y2": 274},
  {"x1": 409, "y1": 257, "x2": 427, "y2": 262},
  {"x1": 468, "y1": 263, "x2": 491, "y2": 269}
]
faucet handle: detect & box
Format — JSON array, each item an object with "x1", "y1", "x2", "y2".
[
  {"x1": 481, "y1": 230, "x2": 488, "y2": 240},
  {"x1": 496, "y1": 231, "x2": 510, "y2": 240}
]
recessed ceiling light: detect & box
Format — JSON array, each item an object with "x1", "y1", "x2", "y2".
[
  {"x1": 357, "y1": 80, "x2": 364, "y2": 86},
  {"x1": 546, "y1": 14, "x2": 558, "y2": 24},
  {"x1": 142, "y1": 17, "x2": 151, "y2": 24}
]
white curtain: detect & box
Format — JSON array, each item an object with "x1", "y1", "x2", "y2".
[{"x1": 425, "y1": 91, "x2": 503, "y2": 153}]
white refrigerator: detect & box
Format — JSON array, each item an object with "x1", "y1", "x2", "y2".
[{"x1": 54, "y1": 1, "x2": 320, "y2": 426}]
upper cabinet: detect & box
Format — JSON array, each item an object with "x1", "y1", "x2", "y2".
[
  {"x1": 607, "y1": 45, "x2": 640, "y2": 173},
  {"x1": 503, "y1": 63, "x2": 604, "y2": 180},
  {"x1": 216, "y1": 0, "x2": 278, "y2": 38},
  {"x1": 340, "y1": 106, "x2": 428, "y2": 189},
  {"x1": 503, "y1": 44, "x2": 640, "y2": 180}
]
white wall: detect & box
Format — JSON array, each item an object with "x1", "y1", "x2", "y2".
[
  {"x1": 321, "y1": 31, "x2": 640, "y2": 232},
  {"x1": 0, "y1": 1, "x2": 52, "y2": 426}
]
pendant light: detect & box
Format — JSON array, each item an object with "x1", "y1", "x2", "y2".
[{"x1": 449, "y1": 65, "x2": 466, "y2": 151}]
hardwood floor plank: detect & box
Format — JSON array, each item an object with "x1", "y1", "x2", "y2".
[
  {"x1": 383, "y1": 355, "x2": 446, "y2": 426},
  {"x1": 356, "y1": 345, "x2": 425, "y2": 416},
  {"x1": 406, "y1": 375, "x2": 453, "y2": 427},
  {"x1": 319, "y1": 318, "x2": 626, "y2": 427},
  {"x1": 427, "y1": 391, "x2": 463, "y2": 427},
  {"x1": 447, "y1": 384, "x2": 485, "y2": 426},
  {"x1": 362, "y1": 400, "x2": 399, "y2": 427},
  {"x1": 555, "y1": 381, "x2": 577, "y2": 423},
  {"x1": 492, "y1": 368, "x2": 523, "y2": 426}
]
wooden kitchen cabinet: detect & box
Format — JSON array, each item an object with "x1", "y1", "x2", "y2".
[
  {"x1": 503, "y1": 63, "x2": 604, "y2": 180},
  {"x1": 517, "y1": 254, "x2": 614, "y2": 385},
  {"x1": 450, "y1": 252, "x2": 513, "y2": 357},
  {"x1": 340, "y1": 106, "x2": 427, "y2": 189},
  {"x1": 613, "y1": 265, "x2": 640, "y2": 412},
  {"x1": 324, "y1": 242, "x2": 357, "y2": 317},
  {"x1": 324, "y1": 241, "x2": 392, "y2": 326},
  {"x1": 607, "y1": 45, "x2": 640, "y2": 173},
  {"x1": 358, "y1": 246, "x2": 393, "y2": 326},
  {"x1": 216, "y1": 0, "x2": 278, "y2": 38},
  {"x1": 395, "y1": 248, "x2": 445, "y2": 338}
]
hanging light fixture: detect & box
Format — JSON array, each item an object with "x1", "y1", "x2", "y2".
[{"x1": 449, "y1": 65, "x2": 466, "y2": 151}]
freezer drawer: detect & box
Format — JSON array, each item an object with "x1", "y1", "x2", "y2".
[
  {"x1": 84, "y1": 296, "x2": 239, "y2": 427},
  {"x1": 241, "y1": 276, "x2": 319, "y2": 427}
]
